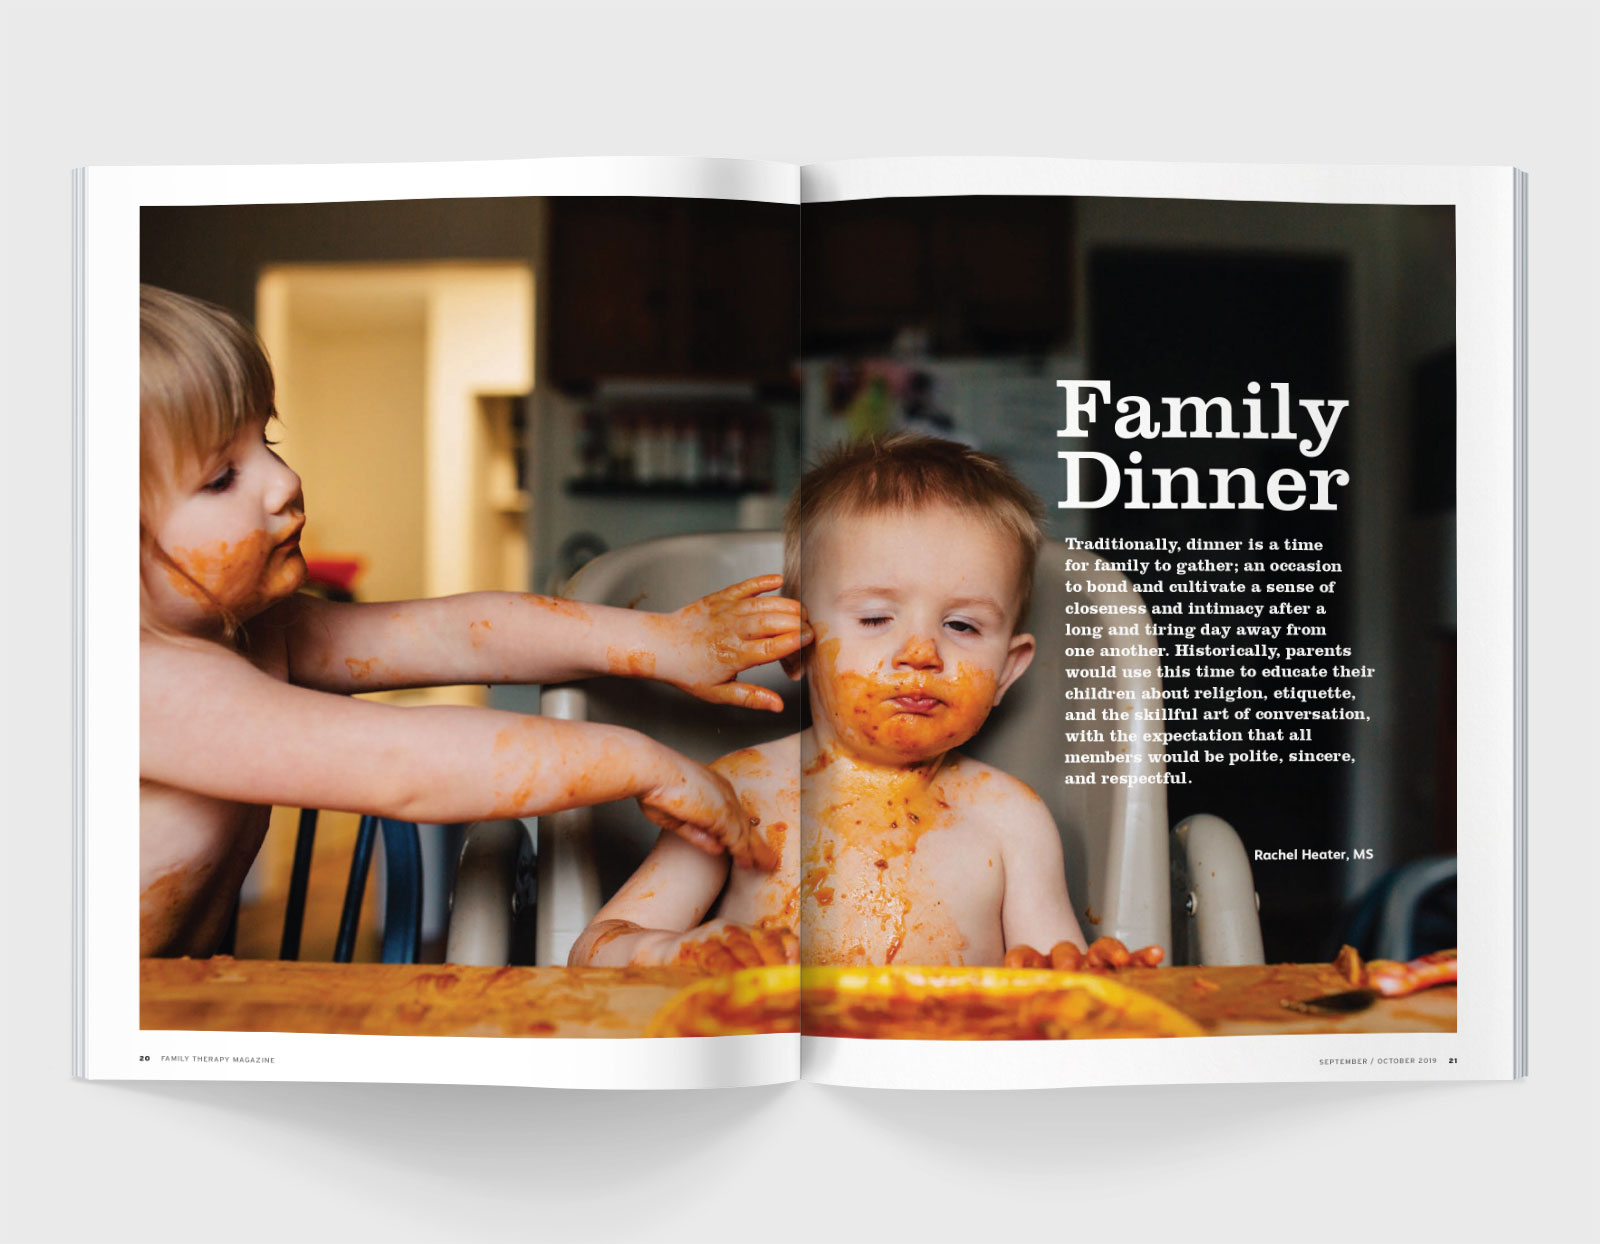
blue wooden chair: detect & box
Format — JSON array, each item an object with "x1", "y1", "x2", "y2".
[{"x1": 279, "y1": 810, "x2": 424, "y2": 964}]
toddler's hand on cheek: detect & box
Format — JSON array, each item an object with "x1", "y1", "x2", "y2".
[{"x1": 661, "y1": 575, "x2": 812, "y2": 712}]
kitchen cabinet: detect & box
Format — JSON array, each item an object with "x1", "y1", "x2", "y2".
[
  {"x1": 545, "y1": 197, "x2": 798, "y2": 390},
  {"x1": 802, "y1": 196, "x2": 1073, "y2": 356}
]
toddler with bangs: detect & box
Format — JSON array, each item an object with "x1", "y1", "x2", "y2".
[
  {"x1": 138, "y1": 285, "x2": 808, "y2": 958},
  {"x1": 573, "y1": 434, "x2": 1162, "y2": 971}
]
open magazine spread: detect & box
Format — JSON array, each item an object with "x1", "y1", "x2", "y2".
[{"x1": 75, "y1": 157, "x2": 1524, "y2": 1090}]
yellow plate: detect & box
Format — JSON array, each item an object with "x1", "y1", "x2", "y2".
[
  {"x1": 646, "y1": 965, "x2": 1203, "y2": 1040},
  {"x1": 646, "y1": 965, "x2": 802, "y2": 1038}
]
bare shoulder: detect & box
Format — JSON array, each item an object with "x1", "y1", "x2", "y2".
[
  {"x1": 144, "y1": 609, "x2": 296, "y2": 697},
  {"x1": 943, "y1": 752, "x2": 1058, "y2": 840},
  {"x1": 712, "y1": 733, "x2": 801, "y2": 797},
  {"x1": 141, "y1": 631, "x2": 255, "y2": 686},
  {"x1": 140, "y1": 632, "x2": 295, "y2": 742}
]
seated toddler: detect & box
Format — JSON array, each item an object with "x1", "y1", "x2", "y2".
[{"x1": 571, "y1": 435, "x2": 1160, "y2": 971}]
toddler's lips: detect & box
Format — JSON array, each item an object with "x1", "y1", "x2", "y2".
[{"x1": 888, "y1": 694, "x2": 941, "y2": 714}]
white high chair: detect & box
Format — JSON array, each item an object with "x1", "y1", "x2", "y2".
[
  {"x1": 532, "y1": 531, "x2": 801, "y2": 964},
  {"x1": 965, "y1": 545, "x2": 1265, "y2": 965},
  {"x1": 449, "y1": 530, "x2": 1264, "y2": 967}
]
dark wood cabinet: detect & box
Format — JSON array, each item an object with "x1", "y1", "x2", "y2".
[
  {"x1": 546, "y1": 196, "x2": 1070, "y2": 384},
  {"x1": 684, "y1": 200, "x2": 799, "y2": 382},
  {"x1": 546, "y1": 198, "x2": 677, "y2": 384},
  {"x1": 803, "y1": 199, "x2": 929, "y2": 346},
  {"x1": 546, "y1": 197, "x2": 797, "y2": 390},
  {"x1": 802, "y1": 196, "x2": 1074, "y2": 356}
]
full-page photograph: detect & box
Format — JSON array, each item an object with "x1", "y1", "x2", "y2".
[
  {"x1": 135, "y1": 190, "x2": 807, "y2": 1052},
  {"x1": 77, "y1": 157, "x2": 1521, "y2": 1089}
]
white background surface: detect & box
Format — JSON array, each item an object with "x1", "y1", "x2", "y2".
[{"x1": 3, "y1": 1, "x2": 1594, "y2": 1240}]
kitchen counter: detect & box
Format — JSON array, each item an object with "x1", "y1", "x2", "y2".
[{"x1": 142, "y1": 958, "x2": 1454, "y2": 1039}]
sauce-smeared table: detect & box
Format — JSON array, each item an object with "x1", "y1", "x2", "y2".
[{"x1": 142, "y1": 958, "x2": 1454, "y2": 1038}]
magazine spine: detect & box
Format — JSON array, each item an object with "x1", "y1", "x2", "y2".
[
  {"x1": 72, "y1": 167, "x2": 86, "y2": 1079},
  {"x1": 1513, "y1": 167, "x2": 1528, "y2": 1079}
]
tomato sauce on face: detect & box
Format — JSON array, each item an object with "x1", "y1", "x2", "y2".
[
  {"x1": 166, "y1": 528, "x2": 305, "y2": 619},
  {"x1": 808, "y1": 636, "x2": 998, "y2": 767}
]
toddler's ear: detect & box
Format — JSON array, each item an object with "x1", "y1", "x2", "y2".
[{"x1": 993, "y1": 632, "x2": 1036, "y2": 705}]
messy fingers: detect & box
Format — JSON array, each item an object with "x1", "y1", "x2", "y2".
[
  {"x1": 703, "y1": 682, "x2": 785, "y2": 713},
  {"x1": 734, "y1": 594, "x2": 802, "y2": 616},
  {"x1": 643, "y1": 807, "x2": 724, "y2": 855},
  {"x1": 1086, "y1": 937, "x2": 1132, "y2": 969},
  {"x1": 744, "y1": 929, "x2": 784, "y2": 964},
  {"x1": 721, "y1": 929, "x2": 764, "y2": 968},
  {"x1": 736, "y1": 609, "x2": 806, "y2": 638},
  {"x1": 1049, "y1": 941, "x2": 1085, "y2": 971},
  {"x1": 1004, "y1": 945, "x2": 1049, "y2": 970},
  {"x1": 677, "y1": 825, "x2": 723, "y2": 856},
  {"x1": 742, "y1": 827, "x2": 781, "y2": 872},
  {"x1": 1102, "y1": 939, "x2": 1133, "y2": 968},
  {"x1": 728, "y1": 817, "x2": 780, "y2": 871},
  {"x1": 747, "y1": 633, "x2": 810, "y2": 662},
  {"x1": 726, "y1": 830, "x2": 756, "y2": 869},
  {"x1": 682, "y1": 943, "x2": 742, "y2": 974},
  {"x1": 706, "y1": 574, "x2": 784, "y2": 604},
  {"x1": 750, "y1": 930, "x2": 796, "y2": 965}
]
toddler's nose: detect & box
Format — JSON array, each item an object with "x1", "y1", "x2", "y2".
[
  {"x1": 266, "y1": 456, "x2": 303, "y2": 515},
  {"x1": 893, "y1": 634, "x2": 943, "y2": 672}
]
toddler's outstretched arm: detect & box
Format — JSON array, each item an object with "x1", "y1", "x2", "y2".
[
  {"x1": 141, "y1": 637, "x2": 766, "y2": 864},
  {"x1": 275, "y1": 575, "x2": 809, "y2": 711}
]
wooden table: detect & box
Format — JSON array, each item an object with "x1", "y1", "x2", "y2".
[
  {"x1": 142, "y1": 958, "x2": 1454, "y2": 1039},
  {"x1": 1117, "y1": 963, "x2": 1455, "y2": 1036},
  {"x1": 141, "y1": 958, "x2": 706, "y2": 1038}
]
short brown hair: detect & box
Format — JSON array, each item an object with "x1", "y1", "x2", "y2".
[{"x1": 784, "y1": 433, "x2": 1043, "y2": 627}]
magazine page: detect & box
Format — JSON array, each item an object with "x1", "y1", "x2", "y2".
[
  {"x1": 781, "y1": 158, "x2": 1518, "y2": 1089},
  {"x1": 78, "y1": 157, "x2": 808, "y2": 1088}
]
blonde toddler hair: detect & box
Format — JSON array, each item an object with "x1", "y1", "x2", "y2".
[{"x1": 139, "y1": 285, "x2": 278, "y2": 640}]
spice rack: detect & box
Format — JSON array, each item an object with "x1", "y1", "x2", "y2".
[{"x1": 566, "y1": 400, "x2": 774, "y2": 496}]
